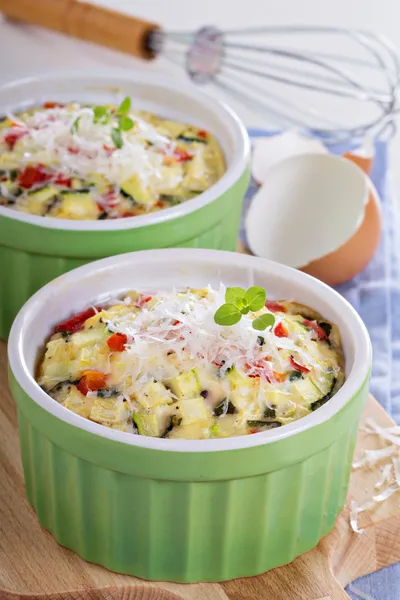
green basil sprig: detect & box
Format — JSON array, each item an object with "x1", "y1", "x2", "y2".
[
  {"x1": 92, "y1": 96, "x2": 134, "y2": 148},
  {"x1": 214, "y1": 286, "x2": 275, "y2": 331}
]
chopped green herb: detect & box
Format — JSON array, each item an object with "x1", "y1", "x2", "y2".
[
  {"x1": 213, "y1": 398, "x2": 237, "y2": 417},
  {"x1": 176, "y1": 134, "x2": 207, "y2": 144},
  {"x1": 247, "y1": 420, "x2": 281, "y2": 430},
  {"x1": 71, "y1": 116, "x2": 81, "y2": 133},
  {"x1": 117, "y1": 96, "x2": 131, "y2": 115},
  {"x1": 214, "y1": 285, "x2": 274, "y2": 331},
  {"x1": 119, "y1": 115, "x2": 134, "y2": 131},
  {"x1": 93, "y1": 106, "x2": 109, "y2": 124},
  {"x1": 257, "y1": 335, "x2": 265, "y2": 346},
  {"x1": 252, "y1": 313, "x2": 275, "y2": 331},
  {"x1": 263, "y1": 406, "x2": 276, "y2": 419},
  {"x1": 111, "y1": 128, "x2": 123, "y2": 149},
  {"x1": 289, "y1": 370, "x2": 303, "y2": 382},
  {"x1": 97, "y1": 388, "x2": 116, "y2": 398},
  {"x1": 225, "y1": 286, "x2": 246, "y2": 305},
  {"x1": 214, "y1": 303, "x2": 242, "y2": 326},
  {"x1": 245, "y1": 286, "x2": 267, "y2": 312}
]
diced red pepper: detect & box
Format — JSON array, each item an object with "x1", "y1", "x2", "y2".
[
  {"x1": 4, "y1": 128, "x2": 28, "y2": 150},
  {"x1": 67, "y1": 146, "x2": 80, "y2": 155},
  {"x1": 289, "y1": 356, "x2": 310, "y2": 374},
  {"x1": 265, "y1": 301, "x2": 286, "y2": 313},
  {"x1": 107, "y1": 332, "x2": 128, "y2": 352},
  {"x1": 172, "y1": 320, "x2": 181, "y2": 326},
  {"x1": 104, "y1": 190, "x2": 120, "y2": 207},
  {"x1": 173, "y1": 147, "x2": 193, "y2": 162},
  {"x1": 136, "y1": 294, "x2": 152, "y2": 308},
  {"x1": 274, "y1": 322, "x2": 288, "y2": 338},
  {"x1": 273, "y1": 371, "x2": 287, "y2": 382},
  {"x1": 197, "y1": 130, "x2": 208, "y2": 139},
  {"x1": 55, "y1": 306, "x2": 102, "y2": 334},
  {"x1": 303, "y1": 319, "x2": 327, "y2": 341},
  {"x1": 121, "y1": 212, "x2": 135, "y2": 218},
  {"x1": 43, "y1": 101, "x2": 64, "y2": 109},
  {"x1": 53, "y1": 173, "x2": 72, "y2": 187},
  {"x1": 103, "y1": 144, "x2": 115, "y2": 156},
  {"x1": 245, "y1": 358, "x2": 273, "y2": 381},
  {"x1": 18, "y1": 164, "x2": 52, "y2": 188},
  {"x1": 77, "y1": 371, "x2": 107, "y2": 395}
]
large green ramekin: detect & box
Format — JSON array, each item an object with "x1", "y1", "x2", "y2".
[
  {"x1": 8, "y1": 249, "x2": 372, "y2": 583},
  {"x1": 0, "y1": 71, "x2": 250, "y2": 339}
]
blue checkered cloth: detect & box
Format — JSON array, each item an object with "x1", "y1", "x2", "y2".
[{"x1": 242, "y1": 132, "x2": 400, "y2": 600}]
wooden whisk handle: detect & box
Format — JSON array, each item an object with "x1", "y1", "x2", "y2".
[{"x1": 0, "y1": 0, "x2": 161, "y2": 60}]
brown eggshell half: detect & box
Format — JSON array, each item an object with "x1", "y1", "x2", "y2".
[{"x1": 300, "y1": 185, "x2": 381, "y2": 286}]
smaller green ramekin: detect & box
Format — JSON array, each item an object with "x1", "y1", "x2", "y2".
[
  {"x1": 8, "y1": 249, "x2": 372, "y2": 582},
  {"x1": 0, "y1": 70, "x2": 250, "y2": 339}
]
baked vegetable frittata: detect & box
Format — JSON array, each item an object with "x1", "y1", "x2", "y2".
[
  {"x1": 0, "y1": 98, "x2": 225, "y2": 219},
  {"x1": 37, "y1": 286, "x2": 345, "y2": 439}
]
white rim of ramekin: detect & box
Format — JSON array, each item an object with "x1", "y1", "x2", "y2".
[
  {"x1": 0, "y1": 70, "x2": 250, "y2": 231},
  {"x1": 8, "y1": 249, "x2": 372, "y2": 453}
]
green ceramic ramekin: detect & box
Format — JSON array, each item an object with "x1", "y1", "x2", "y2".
[
  {"x1": 8, "y1": 249, "x2": 371, "y2": 583},
  {"x1": 0, "y1": 70, "x2": 250, "y2": 339}
]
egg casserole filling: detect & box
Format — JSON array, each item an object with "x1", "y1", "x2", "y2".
[
  {"x1": 0, "y1": 99, "x2": 225, "y2": 219},
  {"x1": 37, "y1": 286, "x2": 344, "y2": 439}
]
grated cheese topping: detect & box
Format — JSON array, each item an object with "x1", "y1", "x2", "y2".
[
  {"x1": 37, "y1": 285, "x2": 344, "y2": 439},
  {"x1": 3, "y1": 105, "x2": 177, "y2": 188},
  {"x1": 0, "y1": 102, "x2": 226, "y2": 220},
  {"x1": 350, "y1": 418, "x2": 400, "y2": 533}
]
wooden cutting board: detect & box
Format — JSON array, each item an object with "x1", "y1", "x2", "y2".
[{"x1": 1, "y1": 340, "x2": 400, "y2": 600}]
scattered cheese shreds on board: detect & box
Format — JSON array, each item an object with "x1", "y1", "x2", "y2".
[{"x1": 350, "y1": 418, "x2": 400, "y2": 534}]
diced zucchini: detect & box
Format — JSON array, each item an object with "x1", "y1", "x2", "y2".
[
  {"x1": 120, "y1": 176, "x2": 153, "y2": 204},
  {"x1": 247, "y1": 420, "x2": 282, "y2": 432},
  {"x1": 134, "y1": 381, "x2": 173, "y2": 410},
  {"x1": 26, "y1": 185, "x2": 58, "y2": 215},
  {"x1": 211, "y1": 414, "x2": 247, "y2": 438},
  {"x1": 292, "y1": 377, "x2": 326, "y2": 407},
  {"x1": 265, "y1": 389, "x2": 292, "y2": 408},
  {"x1": 90, "y1": 396, "x2": 131, "y2": 430},
  {"x1": 311, "y1": 372, "x2": 336, "y2": 398},
  {"x1": 39, "y1": 338, "x2": 76, "y2": 389},
  {"x1": 196, "y1": 365, "x2": 226, "y2": 404},
  {"x1": 167, "y1": 369, "x2": 200, "y2": 401},
  {"x1": 227, "y1": 368, "x2": 259, "y2": 410},
  {"x1": 310, "y1": 374, "x2": 337, "y2": 411},
  {"x1": 177, "y1": 396, "x2": 211, "y2": 425},
  {"x1": 61, "y1": 385, "x2": 94, "y2": 419},
  {"x1": 133, "y1": 405, "x2": 172, "y2": 437},
  {"x1": 57, "y1": 192, "x2": 99, "y2": 220},
  {"x1": 183, "y1": 154, "x2": 208, "y2": 192},
  {"x1": 70, "y1": 178, "x2": 91, "y2": 191},
  {"x1": 167, "y1": 422, "x2": 211, "y2": 439},
  {"x1": 72, "y1": 326, "x2": 108, "y2": 348}
]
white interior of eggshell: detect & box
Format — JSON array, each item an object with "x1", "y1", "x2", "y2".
[
  {"x1": 251, "y1": 131, "x2": 327, "y2": 184},
  {"x1": 246, "y1": 153, "x2": 369, "y2": 268}
]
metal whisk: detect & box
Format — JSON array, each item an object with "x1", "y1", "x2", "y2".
[
  {"x1": 158, "y1": 25, "x2": 400, "y2": 144},
  {"x1": 1, "y1": 0, "x2": 399, "y2": 144}
]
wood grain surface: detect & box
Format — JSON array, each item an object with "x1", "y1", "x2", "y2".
[
  {"x1": 0, "y1": 0, "x2": 160, "y2": 60},
  {"x1": 1, "y1": 340, "x2": 400, "y2": 600}
]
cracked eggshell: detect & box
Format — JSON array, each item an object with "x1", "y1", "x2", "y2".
[
  {"x1": 251, "y1": 131, "x2": 327, "y2": 185},
  {"x1": 246, "y1": 153, "x2": 381, "y2": 286}
]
